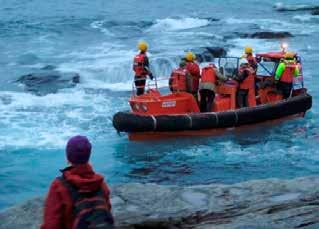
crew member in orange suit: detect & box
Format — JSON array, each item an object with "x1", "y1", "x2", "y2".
[
  {"x1": 235, "y1": 59, "x2": 256, "y2": 108},
  {"x1": 133, "y1": 41, "x2": 153, "y2": 96},
  {"x1": 185, "y1": 52, "x2": 200, "y2": 99}
]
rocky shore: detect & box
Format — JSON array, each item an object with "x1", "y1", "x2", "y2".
[{"x1": 1, "y1": 176, "x2": 319, "y2": 229}]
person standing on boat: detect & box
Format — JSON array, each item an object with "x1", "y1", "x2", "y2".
[
  {"x1": 235, "y1": 59, "x2": 256, "y2": 108},
  {"x1": 275, "y1": 52, "x2": 300, "y2": 99},
  {"x1": 199, "y1": 63, "x2": 227, "y2": 112},
  {"x1": 133, "y1": 41, "x2": 153, "y2": 96},
  {"x1": 243, "y1": 46, "x2": 258, "y2": 72},
  {"x1": 185, "y1": 51, "x2": 201, "y2": 100},
  {"x1": 169, "y1": 60, "x2": 192, "y2": 93}
]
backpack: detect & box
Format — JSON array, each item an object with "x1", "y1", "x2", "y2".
[{"x1": 57, "y1": 177, "x2": 114, "y2": 229}]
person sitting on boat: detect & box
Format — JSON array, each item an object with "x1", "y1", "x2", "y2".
[
  {"x1": 235, "y1": 59, "x2": 256, "y2": 108},
  {"x1": 133, "y1": 41, "x2": 154, "y2": 96},
  {"x1": 275, "y1": 52, "x2": 300, "y2": 99},
  {"x1": 243, "y1": 46, "x2": 258, "y2": 72},
  {"x1": 169, "y1": 60, "x2": 192, "y2": 93},
  {"x1": 199, "y1": 63, "x2": 227, "y2": 112},
  {"x1": 185, "y1": 51, "x2": 201, "y2": 99}
]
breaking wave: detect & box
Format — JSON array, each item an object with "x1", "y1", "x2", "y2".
[
  {"x1": 293, "y1": 14, "x2": 319, "y2": 22},
  {"x1": 90, "y1": 20, "x2": 113, "y2": 36},
  {"x1": 148, "y1": 17, "x2": 210, "y2": 32}
]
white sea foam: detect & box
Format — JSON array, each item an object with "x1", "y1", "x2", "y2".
[
  {"x1": 0, "y1": 89, "x2": 116, "y2": 149},
  {"x1": 0, "y1": 89, "x2": 87, "y2": 108},
  {"x1": 293, "y1": 14, "x2": 319, "y2": 22},
  {"x1": 56, "y1": 44, "x2": 137, "y2": 85},
  {"x1": 227, "y1": 38, "x2": 279, "y2": 57},
  {"x1": 54, "y1": 41, "x2": 181, "y2": 90},
  {"x1": 90, "y1": 20, "x2": 113, "y2": 36},
  {"x1": 148, "y1": 17, "x2": 210, "y2": 32}
]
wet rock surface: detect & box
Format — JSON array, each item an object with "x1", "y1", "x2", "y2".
[
  {"x1": 239, "y1": 31, "x2": 293, "y2": 39},
  {"x1": 194, "y1": 47, "x2": 227, "y2": 63},
  {"x1": 312, "y1": 10, "x2": 319, "y2": 15},
  {"x1": 1, "y1": 176, "x2": 319, "y2": 229},
  {"x1": 17, "y1": 71, "x2": 80, "y2": 96},
  {"x1": 273, "y1": 3, "x2": 319, "y2": 12}
]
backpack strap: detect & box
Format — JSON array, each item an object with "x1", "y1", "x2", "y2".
[
  {"x1": 57, "y1": 176, "x2": 105, "y2": 201},
  {"x1": 57, "y1": 176, "x2": 79, "y2": 202}
]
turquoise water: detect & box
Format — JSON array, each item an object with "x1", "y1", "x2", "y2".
[{"x1": 0, "y1": 0, "x2": 319, "y2": 209}]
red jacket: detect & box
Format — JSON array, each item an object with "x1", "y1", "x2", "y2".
[
  {"x1": 41, "y1": 164, "x2": 111, "y2": 229},
  {"x1": 186, "y1": 61, "x2": 200, "y2": 92}
]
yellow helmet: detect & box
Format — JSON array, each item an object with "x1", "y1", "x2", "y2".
[
  {"x1": 284, "y1": 52, "x2": 295, "y2": 59},
  {"x1": 138, "y1": 41, "x2": 148, "y2": 52},
  {"x1": 244, "y1": 46, "x2": 253, "y2": 54},
  {"x1": 185, "y1": 52, "x2": 196, "y2": 62}
]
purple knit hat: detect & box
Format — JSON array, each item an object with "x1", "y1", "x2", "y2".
[{"x1": 66, "y1": 135, "x2": 92, "y2": 164}]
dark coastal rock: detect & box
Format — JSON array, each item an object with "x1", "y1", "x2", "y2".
[
  {"x1": 202, "y1": 17, "x2": 220, "y2": 22},
  {"x1": 239, "y1": 31, "x2": 293, "y2": 39},
  {"x1": 1, "y1": 176, "x2": 319, "y2": 229},
  {"x1": 311, "y1": 10, "x2": 319, "y2": 15},
  {"x1": 273, "y1": 3, "x2": 319, "y2": 12},
  {"x1": 195, "y1": 47, "x2": 227, "y2": 63},
  {"x1": 17, "y1": 71, "x2": 80, "y2": 96},
  {"x1": 250, "y1": 31, "x2": 293, "y2": 39},
  {"x1": 40, "y1": 65, "x2": 57, "y2": 71}
]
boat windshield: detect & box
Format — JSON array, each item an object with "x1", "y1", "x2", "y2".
[
  {"x1": 218, "y1": 57, "x2": 240, "y2": 79},
  {"x1": 256, "y1": 57, "x2": 280, "y2": 77}
]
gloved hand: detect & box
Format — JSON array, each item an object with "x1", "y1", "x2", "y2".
[{"x1": 149, "y1": 73, "x2": 154, "y2": 80}]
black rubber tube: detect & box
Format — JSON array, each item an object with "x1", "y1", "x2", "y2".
[{"x1": 113, "y1": 94, "x2": 312, "y2": 133}]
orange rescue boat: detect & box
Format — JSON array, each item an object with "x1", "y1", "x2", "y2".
[{"x1": 113, "y1": 53, "x2": 312, "y2": 140}]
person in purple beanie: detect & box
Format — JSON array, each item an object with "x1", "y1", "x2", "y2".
[{"x1": 41, "y1": 135, "x2": 113, "y2": 229}]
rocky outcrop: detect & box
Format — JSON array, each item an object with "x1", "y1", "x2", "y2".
[
  {"x1": 238, "y1": 31, "x2": 293, "y2": 39},
  {"x1": 273, "y1": 3, "x2": 319, "y2": 12},
  {"x1": 249, "y1": 31, "x2": 293, "y2": 39},
  {"x1": 311, "y1": 10, "x2": 319, "y2": 15},
  {"x1": 17, "y1": 71, "x2": 80, "y2": 96},
  {"x1": 1, "y1": 176, "x2": 319, "y2": 229},
  {"x1": 195, "y1": 47, "x2": 227, "y2": 63}
]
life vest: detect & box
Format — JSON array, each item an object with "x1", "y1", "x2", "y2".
[
  {"x1": 201, "y1": 65, "x2": 217, "y2": 84},
  {"x1": 169, "y1": 68, "x2": 188, "y2": 92},
  {"x1": 280, "y1": 61, "x2": 298, "y2": 84},
  {"x1": 186, "y1": 62, "x2": 200, "y2": 92},
  {"x1": 133, "y1": 53, "x2": 148, "y2": 76},
  {"x1": 239, "y1": 66, "x2": 255, "y2": 90}
]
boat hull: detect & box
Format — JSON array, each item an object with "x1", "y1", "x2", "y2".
[{"x1": 113, "y1": 94, "x2": 312, "y2": 140}]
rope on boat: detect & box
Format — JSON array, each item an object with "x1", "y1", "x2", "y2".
[
  {"x1": 151, "y1": 115, "x2": 157, "y2": 131},
  {"x1": 213, "y1": 112, "x2": 219, "y2": 126},
  {"x1": 234, "y1": 110, "x2": 238, "y2": 126},
  {"x1": 185, "y1": 114, "x2": 193, "y2": 129}
]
